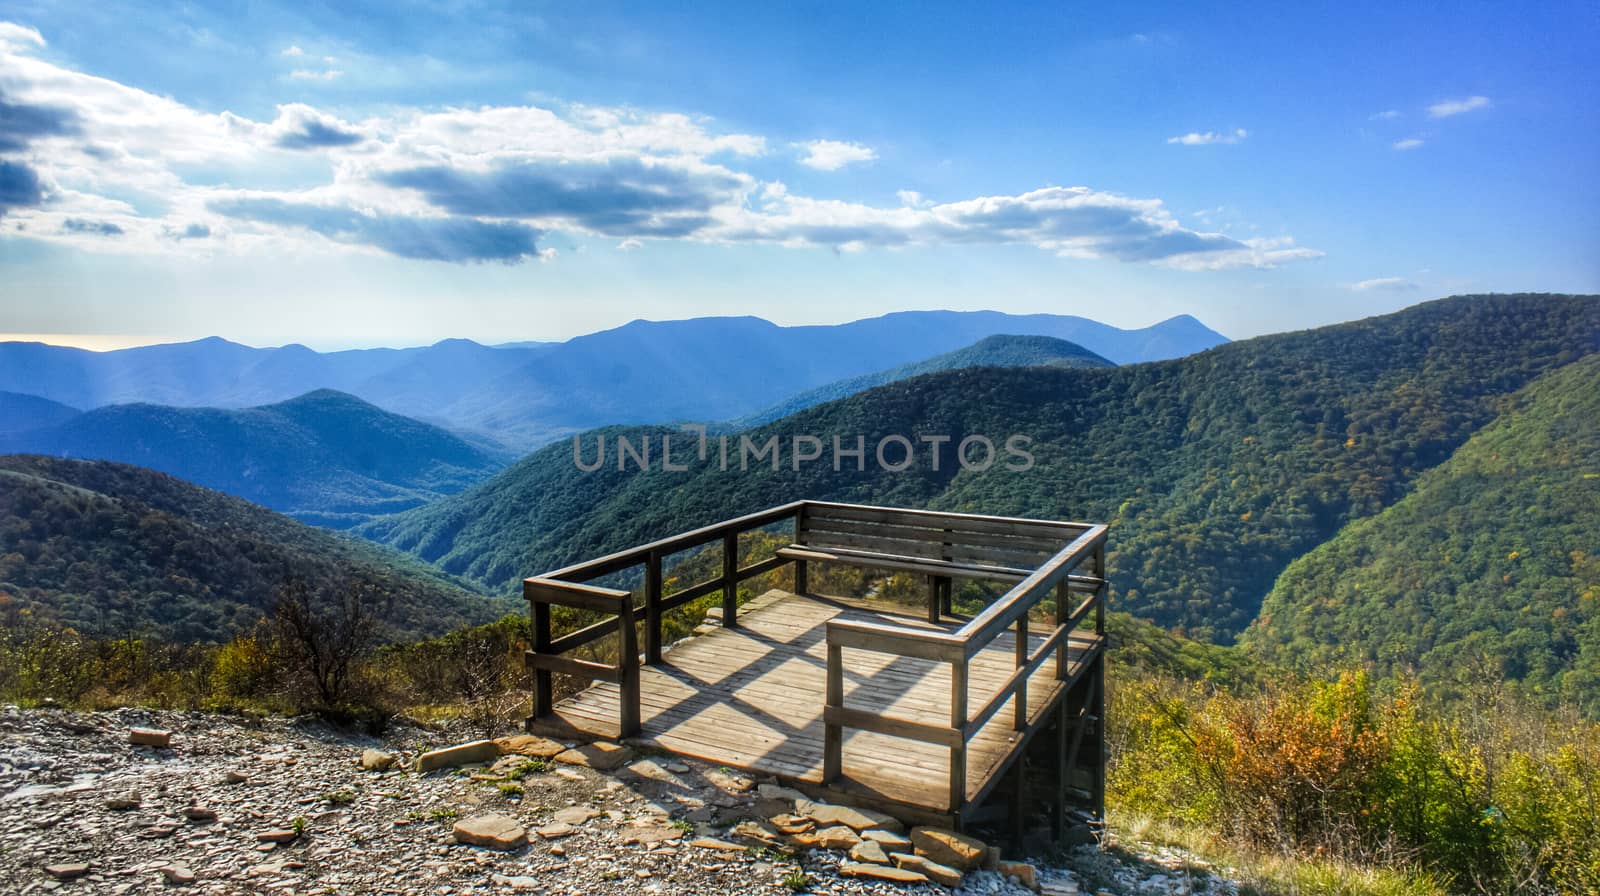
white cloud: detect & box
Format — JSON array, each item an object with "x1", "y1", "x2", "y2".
[
  {"x1": 1428, "y1": 96, "x2": 1491, "y2": 118},
  {"x1": 896, "y1": 189, "x2": 933, "y2": 209},
  {"x1": 1167, "y1": 128, "x2": 1248, "y2": 146},
  {"x1": 0, "y1": 21, "x2": 44, "y2": 49},
  {"x1": 0, "y1": 21, "x2": 1319, "y2": 271},
  {"x1": 289, "y1": 68, "x2": 344, "y2": 81},
  {"x1": 281, "y1": 44, "x2": 304, "y2": 57},
  {"x1": 1350, "y1": 277, "x2": 1419, "y2": 292},
  {"x1": 797, "y1": 139, "x2": 876, "y2": 171},
  {"x1": 1393, "y1": 137, "x2": 1424, "y2": 151},
  {"x1": 1372, "y1": 109, "x2": 1401, "y2": 121}
]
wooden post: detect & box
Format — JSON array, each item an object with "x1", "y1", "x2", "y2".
[
  {"x1": 824, "y1": 642, "x2": 843, "y2": 782},
  {"x1": 1015, "y1": 613, "x2": 1029, "y2": 730},
  {"x1": 1053, "y1": 698, "x2": 1067, "y2": 841},
  {"x1": 530, "y1": 596, "x2": 553, "y2": 721},
  {"x1": 794, "y1": 505, "x2": 809, "y2": 595},
  {"x1": 1009, "y1": 756, "x2": 1027, "y2": 844},
  {"x1": 618, "y1": 598, "x2": 641, "y2": 738},
  {"x1": 1054, "y1": 579, "x2": 1069, "y2": 680},
  {"x1": 1093, "y1": 542, "x2": 1107, "y2": 636},
  {"x1": 927, "y1": 573, "x2": 941, "y2": 623},
  {"x1": 949, "y1": 659, "x2": 968, "y2": 814},
  {"x1": 722, "y1": 530, "x2": 739, "y2": 629},
  {"x1": 644, "y1": 550, "x2": 663, "y2": 665},
  {"x1": 1091, "y1": 653, "x2": 1106, "y2": 819},
  {"x1": 941, "y1": 577, "x2": 953, "y2": 616}
]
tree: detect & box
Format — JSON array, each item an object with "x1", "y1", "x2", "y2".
[{"x1": 271, "y1": 577, "x2": 391, "y2": 708}]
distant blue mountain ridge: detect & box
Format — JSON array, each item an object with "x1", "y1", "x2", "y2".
[{"x1": 0, "y1": 310, "x2": 1227, "y2": 447}]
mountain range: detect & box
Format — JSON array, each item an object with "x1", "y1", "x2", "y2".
[
  {"x1": 0, "y1": 311, "x2": 1226, "y2": 447},
  {"x1": 1, "y1": 390, "x2": 509, "y2": 528},
  {"x1": 730, "y1": 334, "x2": 1113, "y2": 428},
  {"x1": 354, "y1": 293, "x2": 1600, "y2": 710}
]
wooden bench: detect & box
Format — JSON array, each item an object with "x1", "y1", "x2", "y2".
[{"x1": 779, "y1": 502, "x2": 1081, "y2": 622}]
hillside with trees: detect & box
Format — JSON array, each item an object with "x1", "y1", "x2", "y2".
[
  {"x1": 1, "y1": 389, "x2": 509, "y2": 527},
  {"x1": 359, "y1": 294, "x2": 1600, "y2": 650},
  {"x1": 1244, "y1": 354, "x2": 1600, "y2": 713},
  {"x1": 731, "y1": 334, "x2": 1113, "y2": 427},
  {"x1": 0, "y1": 455, "x2": 505, "y2": 642}
]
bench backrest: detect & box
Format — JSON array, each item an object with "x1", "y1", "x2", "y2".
[{"x1": 797, "y1": 502, "x2": 1079, "y2": 572}]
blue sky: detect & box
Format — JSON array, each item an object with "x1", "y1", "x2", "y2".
[{"x1": 0, "y1": 0, "x2": 1595, "y2": 349}]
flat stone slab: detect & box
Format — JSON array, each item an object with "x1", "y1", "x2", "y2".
[
  {"x1": 44, "y1": 863, "x2": 90, "y2": 880},
  {"x1": 419, "y1": 740, "x2": 499, "y2": 772},
  {"x1": 910, "y1": 826, "x2": 989, "y2": 871},
  {"x1": 256, "y1": 829, "x2": 299, "y2": 844},
  {"x1": 553, "y1": 742, "x2": 632, "y2": 771},
  {"x1": 808, "y1": 824, "x2": 862, "y2": 850},
  {"x1": 129, "y1": 728, "x2": 171, "y2": 748},
  {"x1": 535, "y1": 823, "x2": 577, "y2": 839},
  {"x1": 861, "y1": 829, "x2": 913, "y2": 852},
  {"x1": 494, "y1": 735, "x2": 567, "y2": 758},
  {"x1": 551, "y1": 806, "x2": 603, "y2": 826},
  {"x1": 453, "y1": 813, "x2": 528, "y2": 850},
  {"x1": 690, "y1": 837, "x2": 747, "y2": 852},
  {"x1": 892, "y1": 852, "x2": 965, "y2": 887},
  {"x1": 619, "y1": 824, "x2": 685, "y2": 846},
  {"x1": 849, "y1": 839, "x2": 889, "y2": 864},
  {"x1": 840, "y1": 861, "x2": 928, "y2": 884},
  {"x1": 799, "y1": 801, "x2": 903, "y2": 833}
]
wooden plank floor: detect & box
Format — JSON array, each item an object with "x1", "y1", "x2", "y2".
[{"x1": 534, "y1": 589, "x2": 1102, "y2": 817}]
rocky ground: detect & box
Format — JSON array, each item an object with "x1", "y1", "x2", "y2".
[{"x1": 0, "y1": 706, "x2": 1242, "y2": 896}]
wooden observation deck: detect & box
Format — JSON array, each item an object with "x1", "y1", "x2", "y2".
[{"x1": 523, "y1": 501, "x2": 1107, "y2": 836}]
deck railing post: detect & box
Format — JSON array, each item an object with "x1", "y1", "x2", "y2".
[
  {"x1": 1093, "y1": 542, "x2": 1107, "y2": 636},
  {"x1": 618, "y1": 595, "x2": 641, "y2": 738},
  {"x1": 645, "y1": 550, "x2": 663, "y2": 665},
  {"x1": 1014, "y1": 613, "x2": 1029, "y2": 730},
  {"x1": 1054, "y1": 579, "x2": 1069, "y2": 680},
  {"x1": 823, "y1": 641, "x2": 843, "y2": 782},
  {"x1": 949, "y1": 658, "x2": 969, "y2": 815},
  {"x1": 722, "y1": 530, "x2": 739, "y2": 629},
  {"x1": 794, "y1": 506, "x2": 809, "y2": 594},
  {"x1": 529, "y1": 587, "x2": 553, "y2": 721}
]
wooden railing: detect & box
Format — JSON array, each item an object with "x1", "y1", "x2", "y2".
[
  {"x1": 525, "y1": 499, "x2": 1106, "y2": 769},
  {"x1": 819, "y1": 513, "x2": 1108, "y2": 811},
  {"x1": 524, "y1": 500, "x2": 806, "y2": 737}
]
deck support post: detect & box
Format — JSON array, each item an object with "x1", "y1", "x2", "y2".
[
  {"x1": 1008, "y1": 756, "x2": 1027, "y2": 845},
  {"x1": 949, "y1": 658, "x2": 969, "y2": 815},
  {"x1": 1015, "y1": 613, "x2": 1029, "y2": 730},
  {"x1": 1053, "y1": 697, "x2": 1068, "y2": 841},
  {"x1": 823, "y1": 642, "x2": 843, "y2": 782},
  {"x1": 1091, "y1": 652, "x2": 1106, "y2": 819},
  {"x1": 618, "y1": 598, "x2": 641, "y2": 738},
  {"x1": 645, "y1": 550, "x2": 663, "y2": 665},
  {"x1": 722, "y1": 531, "x2": 739, "y2": 629},
  {"x1": 530, "y1": 596, "x2": 553, "y2": 721}
]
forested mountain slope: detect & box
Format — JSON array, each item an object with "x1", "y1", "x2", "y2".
[
  {"x1": 732, "y1": 334, "x2": 1113, "y2": 428},
  {"x1": 1243, "y1": 354, "x2": 1600, "y2": 712},
  {"x1": 1, "y1": 390, "x2": 508, "y2": 527},
  {"x1": 360, "y1": 294, "x2": 1599, "y2": 643},
  {"x1": 0, "y1": 455, "x2": 504, "y2": 642}
]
